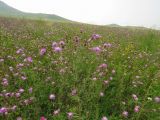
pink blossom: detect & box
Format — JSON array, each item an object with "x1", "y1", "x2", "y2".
[
  {"x1": 122, "y1": 111, "x2": 128, "y2": 117},
  {"x1": 21, "y1": 76, "x2": 27, "y2": 81},
  {"x1": 99, "y1": 63, "x2": 107, "y2": 69},
  {"x1": 101, "y1": 116, "x2": 108, "y2": 120},
  {"x1": 53, "y1": 109, "x2": 60, "y2": 115},
  {"x1": 54, "y1": 47, "x2": 62, "y2": 53},
  {"x1": 29, "y1": 87, "x2": 33, "y2": 93},
  {"x1": 16, "y1": 49, "x2": 23, "y2": 54},
  {"x1": 59, "y1": 41, "x2": 65, "y2": 46},
  {"x1": 91, "y1": 34, "x2": 101, "y2": 40},
  {"x1": 103, "y1": 43, "x2": 112, "y2": 48},
  {"x1": 52, "y1": 42, "x2": 58, "y2": 48},
  {"x1": 49, "y1": 94, "x2": 55, "y2": 100},
  {"x1": 104, "y1": 80, "x2": 109, "y2": 85},
  {"x1": 132, "y1": 94, "x2": 138, "y2": 101},
  {"x1": 134, "y1": 105, "x2": 140, "y2": 112},
  {"x1": 40, "y1": 116, "x2": 47, "y2": 120},
  {"x1": 26, "y1": 57, "x2": 33, "y2": 63},
  {"x1": 91, "y1": 47, "x2": 101, "y2": 54},
  {"x1": 40, "y1": 48, "x2": 46, "y2": 56},
  {"x1": 0, "y1": 107, "x2": 7, "y2": 114},
  {"x1": 67, "y1": 112, "x2": 73, "y2": 119}
]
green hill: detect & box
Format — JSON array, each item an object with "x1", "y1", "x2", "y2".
[{"x1": 0, "y1": 1, "x2": 70, "y2": 22}]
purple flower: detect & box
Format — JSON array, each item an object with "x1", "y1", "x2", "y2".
[
  {"x1": 67, "y1": 112, "x2": 73, "y2": 119},
  {"x1": 134, "y1": 105, "x2": 140, "y2": 113},
  {"x1": 59, "y1": 41, "x2": 65, "y2": 46},
  {"x1": 0, "y1": 107, "x2": 7, "y2": 114},
  {"x1": 122, "y1": 111, "x2": 128, "y2": 117},
  {"x1": 91, "y1": 47, "x2": 101, "y2": 54},
  {"x1": 52, "y1": 42, "x2": 58, "y2": 48},
  {"x1": 101, "y1": 116, "x2": 108, "y2": 120},
  {"x1": 53, "y1": 109, "x2": 60, "y2": 115},
  {"x1": 132, "y1": 94, "x2": 138, "y2": 101},
  {"x1": 40, "y1": 48, "x2": 46, "y2": 56},
  {"x1": 29, "y1": 87, "x2": 33, "y2": 93},
  {"x1": 26, "y1": 57, "x2": 33, "y2": 63},
  {"x1": 40, "y1": 116, "x2": 47, "y2": 120},
  {"x1": 103, "y1": 43, "x2": 112, "y2": 48},
  {"x1": 19, "y1": 88, "x2": 24, "y2": 93},
  {"x1": 16, "y1": 49, "x2": 23, "y2": 54},
  {"x1": 91, "y1": 34, "x2": 101, "y2": 40},
  {"x1": 99, "y1": 63, "x2": 107, "y2": 69},
  {"x1": 54, "y1": 47, "x2": 62, "y2": 53}
]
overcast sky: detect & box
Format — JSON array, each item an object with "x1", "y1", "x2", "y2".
[{"x1": 1, "y1": 0, "x2": 160, "y2": 27}]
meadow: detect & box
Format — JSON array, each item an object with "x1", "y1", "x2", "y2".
[{"x1": 0, "y1": 17, "x2": 160, "y2": 120}]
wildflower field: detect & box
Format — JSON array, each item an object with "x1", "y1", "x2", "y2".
[{"x1": 0, "y1": 17, "x2": 160, "y2": 120}]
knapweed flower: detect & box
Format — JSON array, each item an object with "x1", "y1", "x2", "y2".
[
  {"x1": 103, "y1": 43, "x2": 112, "y2": 48},
  {"x1": 134, "y1": 105, "x2": 140, "y2": 112},
  {"x1": 67, "y1": 112, "x2": 73, "y2": 119},
  {"x1": 16, "y1": 49, "x2": 23, "y2": 54},
  {"x1": 91, "y1": 47, "x2": 101, "y2": 54},
  {"x1": 52, "y1": 42, "x2": 58, "y2": 48},
  {"x1": 132, "y1": 94, "x2": 138, "y2": 101},
  {"x1": 15, "y1": 92, "x2": 21, "y2": 98},
  {"x1": 122, "y1": 111, "x2": 128, "y2": 117},
  {"x1": 101, "y1": 116, "x2": 108, "y2": 120},
  {"x1": 28, "y1": 87, "x2": 33, "y2": 93},
  {"x1": 59, "y1": 41, "x2": 65, "y2": 46},
  {"x1": 103, "y1": 80, "x2": 109, "y2": 85},
  {"x1": 40, "y1": 116, "x2": 47, "y2": 120},
  {"x1": 19, "y1": 88, "x2": 24, "y2": 93},
  {"x1": 21, "y1": 76, "x2": 27, "y2": 81},
  {"x1": 0, "y1": 107, "x2": 7, "y2": 114},
  {"x1": 40, "y1": 48, "x2": 46, "y2": 56},
  {"x1": 54, "y1": 47, "x2": 62, "y2": 53},
  {"x1": 99, "y1": 63, "x2": 107, "y2": 69},
  {"x1": 53, "y1": 109, "x2": 60, "y2": 115},
  {"x1": 154, "y1": 97, "x2": 160, "y2": 103},
  {"x1": 91, "y1": 34, "x2": 101, "y2": 40},
  {"x1": 49, "y1": 94, "x2": 55, "y2": 100},
  {"x1": 26, "y1": 57, "x2": 33, "y2": 63}
]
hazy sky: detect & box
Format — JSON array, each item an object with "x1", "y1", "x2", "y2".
[{"x1": 1, "y1": 0, "x2": 160, "y2": 27}]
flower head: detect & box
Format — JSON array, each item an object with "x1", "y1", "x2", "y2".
[
  {"x1": 91, "y1": 47, "x2": 101, "y2": 54},
  {"x1": 134, "y1": 105, "x2": 140, "y2": 113},
  {"x1": 54, "y1": 47, "x2": 62, "y2": 53},
  {"x1": 40, "y1": 48, "x2": 46, "y2": 56},
  {"x1": 101, "y1": 116, "x2": 108, "y2": 120},
  {"x1": 122, "y1": 111, "x2": 128, "y2": 118},
  {"x1": 67, "y1": 112, "x2": 73, "y2": 119},
  {"x1": 49, "y1": 94, "x2": 56, "y2": 100},
  {"x1": 91, "y1": 34, "x2": 101, "y2": 40}
]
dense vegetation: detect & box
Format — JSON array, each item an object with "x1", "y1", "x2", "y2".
[{"x1": 0, "y1": 17, "x2": 160, "y2": 120}]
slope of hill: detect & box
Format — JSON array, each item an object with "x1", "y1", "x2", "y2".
[
  {"x1": 0, "y1": 1, "x2": 70, "y2": 22},
  {"x1": 0, "y1": 17, "x2": 160, "y2": 120}
]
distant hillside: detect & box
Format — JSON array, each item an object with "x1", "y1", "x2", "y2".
[{"x1": 0, "y1": 1, "x2": 70, "y2": 22}]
